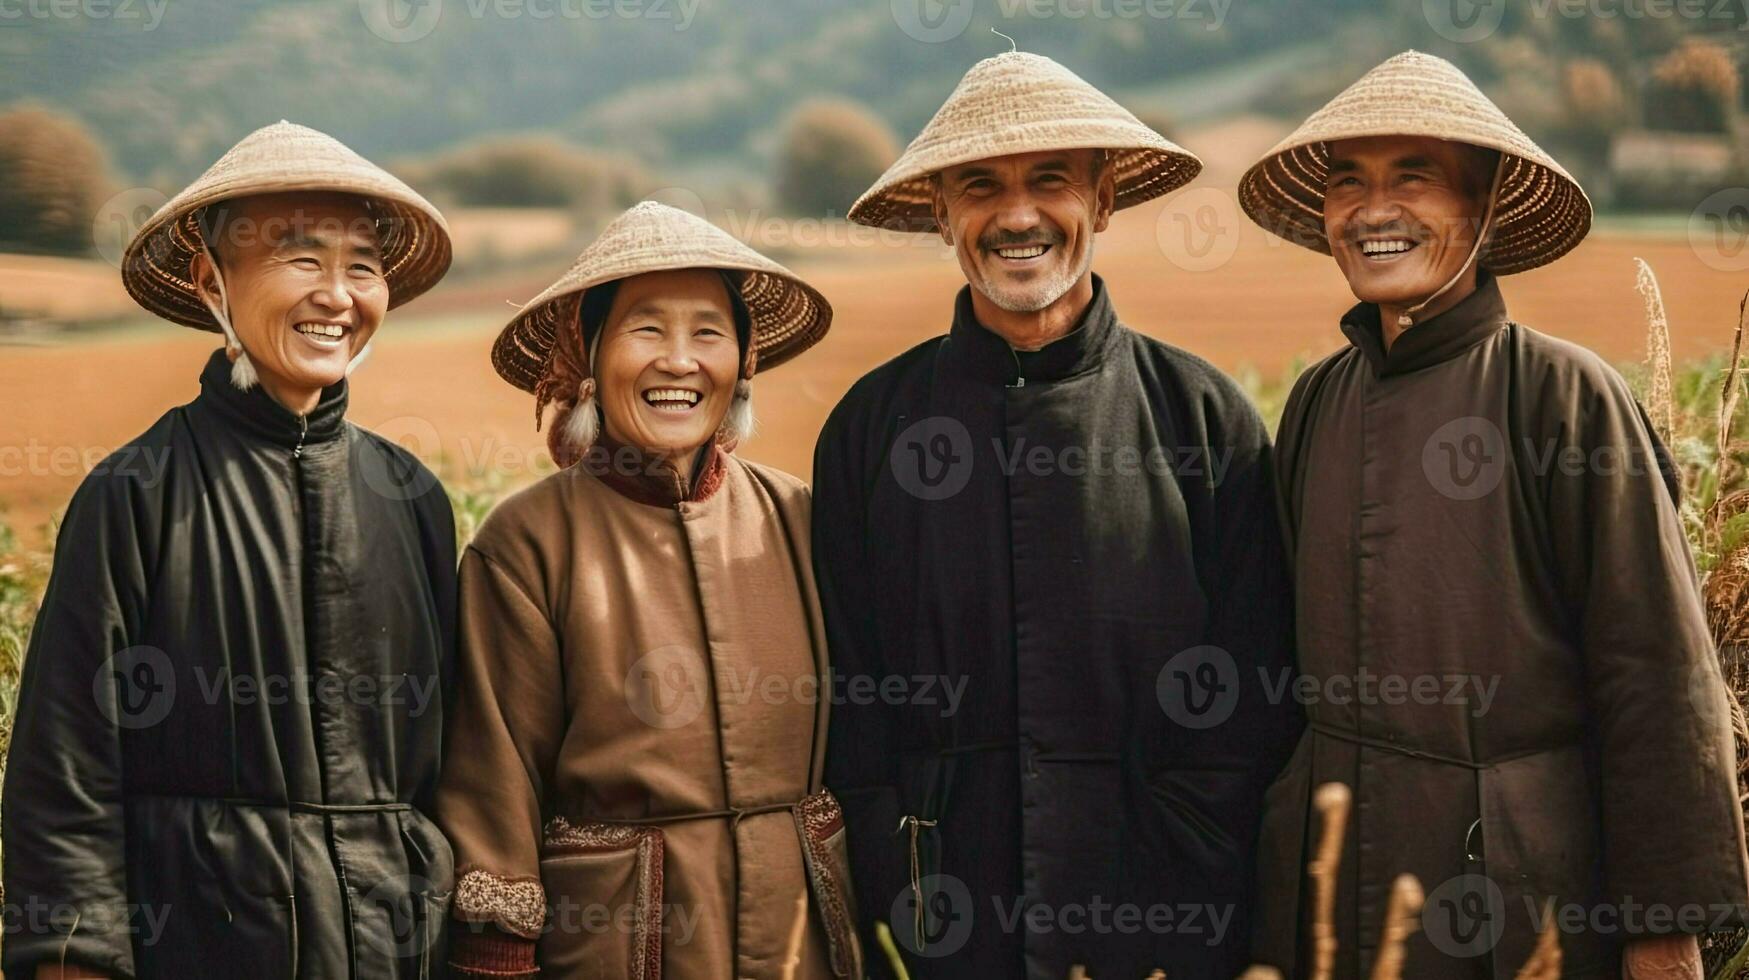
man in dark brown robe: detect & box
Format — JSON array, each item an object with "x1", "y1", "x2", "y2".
[{"x1": 1238, "y1": 51, "x2": 1749, "y2": 979}]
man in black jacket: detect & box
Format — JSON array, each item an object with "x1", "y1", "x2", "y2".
[
  {"x1": 815, "y1": 52, "x2": 1301, "y2": 979},
  {"x1": 4, "y1": 121, "x2": 458, "y2": 979}
]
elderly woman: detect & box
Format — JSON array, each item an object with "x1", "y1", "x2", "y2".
[{"x1": 435, "y1": 202, "x2": 860, "y2": 979}]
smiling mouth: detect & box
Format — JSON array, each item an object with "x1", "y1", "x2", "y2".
[
  {"x1": 643, "y1": 387, "x2": 702, "y2": 413},
  {"x1": 294, "y1": 322, "x2": 351, "y2": 347},
  {"x1": 991, "y1": 243, "x2": 1053, "y2": 262},
  {"x1": 1357, "y1": 238, "x2": 1419, "y2": 262}
]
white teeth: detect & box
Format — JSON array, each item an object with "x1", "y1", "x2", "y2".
[
  {"x1": 295, "y1": 323, "x2": 346, "y2": 338},
  {"x1": 996, "y1": 245, "x2": 1048, "y2": 259},
  {"x1": 643, "y1": 388, "x2": 700, "y2": 407},
  {"x1": 1360, "y1": 240, "x2": 1415, "y2": 256}
]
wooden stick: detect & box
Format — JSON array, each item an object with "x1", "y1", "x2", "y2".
[
  {"x1": 1309, "y1": 783, "x2": 1353, "y2": 980},
  {"x1": 1368, "y1": 875, "x2": 1424, "y2": 980}
]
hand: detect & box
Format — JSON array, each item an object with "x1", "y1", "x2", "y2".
[{"x1": 1622, "y1": 934, "x2": 1704, "y2": 979}]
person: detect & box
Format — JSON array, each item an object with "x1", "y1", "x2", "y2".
[
  {"x1": 1239, "y1": 50, "x2": 1749, "y2": 978},
  {"x1": 815, "y1": 51, "x2": 1302, "y2": 978},
  {"x1": 3, "y1": 121, "x2": 458, "y2": 979},
  {"x1": 434, "y1": 201, "x2": 860, "y2": 979}
]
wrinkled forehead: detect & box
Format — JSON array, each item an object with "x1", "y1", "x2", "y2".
[
  {"x1": 1325, "y1": 135, "x2": 1484, "y2": 183},
  {"x1": 936, "y1": 147, "x2": 1103, "y2": 183},
  {"x1": 213, "y1": 190, "x2": 382, "y2": 252},
  {"x1": 608, "y1": 268, "x2": 736, "y2": 323}
]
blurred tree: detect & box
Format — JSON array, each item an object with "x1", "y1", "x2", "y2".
[
  {"x1": 1648, "y1": 38, "x2": 1740, "y2": 134},
  {"x1": 775, "y1": 99, "x2": 898, "y2": 218},
  {"x1": 397, "y1": 136, "x2": 654, "y2": 219},
  {"x1": 1562, "y1": 58, "x2": 1631, "y2": 148},
  {"x1": 0, "y1": 104, "x2": 111, "y2": 256}
]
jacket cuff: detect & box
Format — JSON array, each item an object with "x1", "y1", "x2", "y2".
[
  {"x1": 453, "y1": 867, "x2": 546, "y2": 939},
  {"x1": 448, "y1": 925, "x2": 538, "y2": 977}
]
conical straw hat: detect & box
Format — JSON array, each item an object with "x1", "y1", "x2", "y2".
[
  {"x1": 123, "y1": 120, "x2": 452, "y2": 330},
  {"x1": 1238, "y1": 50, "x2": 1591, "y2": 275},
  {"x1": 849, "y1": 52, "x2": 1202, "y2": 232},
  {"x1": 491, "y1": 201, "x2": 832, "y2": 393}
]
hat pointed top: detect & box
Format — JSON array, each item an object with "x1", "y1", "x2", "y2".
[
  {"x1": 121, "y1": 120, "x2": 452, "y2": 330},
  {"x1": 848, "y1": 51, "x2": 1202, "y2": 231},
  {"x1": 1237, "y1": 49, "x2": 1591, "y2": 275}
]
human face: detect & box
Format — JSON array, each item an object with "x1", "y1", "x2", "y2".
[
  {"x1": 593, "y1": 269, "x2": 741, "y2": 462},
  {"x1": 191, "y1": 191, "x2": 387, "y2": 402},
  {"x1": 932, "y1": 149, "x2": 1113, "y2": 313},
  {"x1": 1323, "y1": 136, "x2": 1491, "y2": 309}
]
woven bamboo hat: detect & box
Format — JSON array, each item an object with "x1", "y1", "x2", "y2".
[
  {"x1": 122, "y1": 120, "x2": 452, "y2": 329},
  {"x1": 848, "y1": 52, "x2": 1202, "y2": 232},
  {"x1": 1238, "y1": 51, "x2": 1591, "y2": 275},
  {"x1": 493, "y1": 200, "x2": 832, "y2": 395}
]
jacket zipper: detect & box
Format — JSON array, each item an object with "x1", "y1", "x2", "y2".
[
  {"x1": 1007, "y1": 346, "x2": 1026, "y2": 388},
  {"x1": 294, "y1": 413, "x2": 308, "y2": 458}
]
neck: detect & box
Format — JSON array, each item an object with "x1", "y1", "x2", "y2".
[
  {"x1": 968, "y1": 273, "x2": 1094, "y2": 351},
  {"x1": 255, "y1": 370, "x2": 323, "y2": 416},
  {"x1": 1378, "y1": 269, "x2": 1479, "y2": 351}
]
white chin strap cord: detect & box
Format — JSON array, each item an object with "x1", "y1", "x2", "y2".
[
  {"x1": 195, "y1": 239, "x2": 375, "y2": 392},
  {"x1": 1396, "y1": 154, "x2": 1508, "y2": 330}
]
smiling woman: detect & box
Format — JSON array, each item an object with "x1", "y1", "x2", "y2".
[{"x1": 435, "y1": 202, "x2": 863, "y2": 979}]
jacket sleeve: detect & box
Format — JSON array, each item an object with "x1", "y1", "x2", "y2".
[
  {"x1": 812, "y1": 399, "x2": 910, "y2": 978},
  {"x1": 1173, "y1": 374, "x2": 1304, "y2": 958},
  {"x1": 433, "y1": 544, "x2": 567, "y2": 975},
  {"x1": 2, "y1": 471, "x2": 148, "y2": 980},
  {"x1": 1543, "y1": 359, "x2": 1749, "y2": 929}
]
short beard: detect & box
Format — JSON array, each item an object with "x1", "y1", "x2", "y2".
[{"x1": 972, "y1": 238, "x2": 1094, "y2": 313}]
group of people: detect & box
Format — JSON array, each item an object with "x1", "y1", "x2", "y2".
[{"x1": 4, "y1": 46, "x2": 1746, "y2": 980}]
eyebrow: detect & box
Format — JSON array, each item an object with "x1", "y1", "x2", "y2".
[
  {"x1": 620, "y1": 302, "x2": 729, "y2": 324},
  {"x1": 1326, "y1": 155, "x2": 1438, "y2": 175},
  {"x1": 274, "y1": 233, "x2": 382, "y2": 259}
]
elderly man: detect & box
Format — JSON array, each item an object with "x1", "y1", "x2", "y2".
[
  {"x1": 3, "y1": 122, "x2": 457, "y2": 979},
  {"x1": 1240, "y1": 51, "x2": 1749, "y2": 978},
  {"x1": 814, "y1": 52, "x2": 1301, "y2": 978}
]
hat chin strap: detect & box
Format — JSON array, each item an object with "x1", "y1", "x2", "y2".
[
  {"x1": 196, "y1": 242, "x2": 258, "y2": 392},
  {"x1": 197, "y1": 242, "x2": 375, "y2": 392},
  {"x1": 1396, "y1": 155, "x2": 1508, "y2": 330}
]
